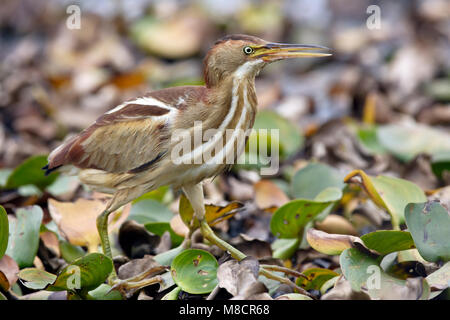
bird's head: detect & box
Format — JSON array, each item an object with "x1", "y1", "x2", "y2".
[{"x1": 203, "y1": 34, "x2": 331, "y2": 87}]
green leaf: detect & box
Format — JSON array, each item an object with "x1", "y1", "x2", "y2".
[
  {"x1": 291, "y1": 162, "x2": 345, "y2": 200},
  {"x1": 405, "y1": 201, "x2": 450, "y2": 262},
  {"x1": 340, "y1": 248, "x2": 429, "y2": 299},
  {"x1": 252, "y1": 110, "x2": 304, "y2": 159},
  {"x1": 344, "y1": 170, "x2": 426, "y2": 228},
  {"x1": 5, "y1": 155, "x2": 58, "y2": 190},
  {"x1": 171, "y1": 249, "x2": 218, "y2": 294},
  {"x1": 20, "y1": 253, "x2": 113, "y2": 293},
  {"x1": 6, "y1": 206, "x2": 43, "y2": 268},
  {"x1": 154, "y1": 244, "x2": 185, "y2": 266},
  {"x1": 431, "y1": 151, "x2": 450, "y2": 180},
  {"x1": 132, "y1": 186, "x2": 171, "y2": 204},
  {"x1": 270, "y1": 196, "x2": 339, "y2": 239},
  {"x1": 128, "y1": 199, "x2": 174, "y2": 224},
  {"x1": 46, "y1": 175, "x2": 79, "y2": 197},
  {"x1": 377, "y1": 124, "x2": 450, "y2": 162},
  {"x1": 0, "y1": 169, "x2": 12, "y2": 187},
  {"x1": 296, "y1": 268, "x2": 339, "y2": 291},
  {"x1": 144, "y1": 222, "x2": 184, "y2": 247},
  {"x1": 0, "y1": 206, "x2": 8, "y2": 259},
  {"x1": 361, "y1": 231, "x2": 415, "y2": 256},
  {"x1": 59, "y1": 240, "x2": 86, "y2": 263},
  {"x1": 18, "y1": 268, "x2": 57, "y2": 290},
  {"x1": 50, "y1": 253, "x2": 113, "y2": 292},
  {"x1": 356, "y1": 126, "x2": 387, "y2": 155},
  {"x1": 271, "y1": 238, "x2": 300, "y2": 260},
  {"x1": 88, "y1": 284, "x2": 123, "y2": 300},
  {"x1": 162, "y1": 286, "x2": 181, "y2": 300}
]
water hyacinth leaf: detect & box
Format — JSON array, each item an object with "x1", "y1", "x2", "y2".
[
  {"x1": 356, "y1": 126, "x2": 387, "y2": 155},
  {"x1": 0, "y1": 169, "x2": 12, "y2": 187},
  {"x1": 144, "y1": 222, "x2": 184, "y2": 247},
  {"x1": 154, "y1": 244, "x2": 185, "y2": 266},
  {"x1": 129, "y1": 199, "x2": 174, "y2": 224},
  {"x1": 271, "y1": 238, "x2": 300, "y2": 260},
  {"x1": 344, "y1": 170, "x2": 426, "y2": 228},
  {"x1": 360, "y1": 231, "x2": 415, "y2": 256},
  {"x1": 340, "y1": 248, "x2": 429, "y2": 300},
  {"x1": 248, "y1": 110, "x2": 303, "y2": 160},
  {"x1": 306, "y1": 229, "x2": 360, "y2": 255},
  {"x1": 291, "y1": 162, "x2": 345, "y2": 200},
  {"x1": 431, "y1": 151, "x2": 450, "y2": 180},
  {"x1": 296, "y1": 268, "x2": 339, "y2": 291},
  {"x1": 270, "y1": 196, "x2": 339, "y2": 239},
  {"x1": 19, "y1": 268, "x2": 57, "y2": 290},
  {"x1": 59, "y1": 240, "x2": 86, "y2": 263},
  {"x1": 88, "y1": 284, "x2": 123, "y2": 300},
  {"x1": 132, "y1": 186, "x2": 171, "y2": 204},
  {"x1": 179, "y1": 194, "x2": 243, "y2": 228},
  {"x1": 405, "y1": 201, "x2": 450, "y2": 262},
  {"x1": 20, "y1": 253, "x2": 113, "y2": 293},
  {"x1": 50, "y1": 253, "x2": 113, "y2": 292},
  {"x1": 171, "y1": 249, "x2": 218, "y2": 294},
  {"x1": 5, "y1": 155, "x2": 58, "y2": 190},
  {"x1": 45, "y1": 175, "x2": 80, "y2": 197},
  {"x1": 377, "y1": 123, "x2": 450, "y2": 162},
  {"x1": 6, "y1": 206, "x2": 43, "y2": 268},
  {"x1": 162, "y1": 286, "x2": 181, "y2": 300},
  {"x1": 0, "y1": 206, "x2": 8, "y2": 259}
]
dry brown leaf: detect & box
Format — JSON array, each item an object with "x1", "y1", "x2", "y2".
[
  {"x1": 170, "y1": 214, "x2": 189, "y2": 237},
  {"x1": 254, "y1": 180, "x2": 289, "y2": 209},
  {"x1": 0, "y1": 255, "x2": 19, "y2": 291},
  {"x1": 40, "y1": 231, "x2": 60, "y2": 257},
  {"x1": 48, "y1": 198, "x2": 130, "y2": 252}
]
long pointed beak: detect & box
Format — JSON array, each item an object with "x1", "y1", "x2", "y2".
[{"x1": 254, "y1": 43, "x2": 332, "y2": 62}]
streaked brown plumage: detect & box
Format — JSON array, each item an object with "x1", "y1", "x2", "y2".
[{"x1": 44, "y1": 34, "x2": 331, "y2": 284}]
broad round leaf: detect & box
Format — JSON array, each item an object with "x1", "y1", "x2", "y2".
[
  {"x1": 250, "y1": 110, "x2": 304, "y2": 159},
  {"x1": 361, "y1": 230, "x2": 415, "y2": 256},
  {"x1": 129, "y1": 199, "x2": 174, "y2": 224},
  {"x1": 5, "y1": 155, "x2": 58, "y2": 190},
  {"x1": 171, "y1": 249, "x2": 218, "y2": 294},
  {"x1": 19, "y1": 268, "x2": 57, "y2": 290},
  {"x1": 344, "y1": 170, "x2": 426, "y2": 228},
  {"x1": 271, "y1": 238, "x2": 300, "y2": 260},
  {"x1": 0, "y1": 206, "x2": 8, "y2": 259},
  {"x1": 50, "y1": 253, "x2": 113, "y2": 292},
  {"x1": 340, "y1": 248, "x2": 429, "y2": 300},
  {"x1": 6, "y1": 206, "x2": 43, "y2": 268},
  {"x1": 270, "y1": 199, "x2": 337, "y2": 239},
  {"x1": 291, "y1": 162, "x2": 345, "y2": 200},
  {"x1": 377, "y1": 124, "x2": 450, "y2": 162},
  {"x1": 405, "y1": 201, "x2": 450, "y2": 262}
]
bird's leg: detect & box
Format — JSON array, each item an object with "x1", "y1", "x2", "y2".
[
  {"x1": 96, "y1": 206, "x2": 118, "y2": 281},
  {"x1": 182, "y1": 184, "x2": 312, "y2": 296},
  {"x1": 182, "y1": 184, "x2": 246, "y2": 260}
]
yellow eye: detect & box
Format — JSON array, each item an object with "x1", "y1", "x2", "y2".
[{"x1": 243, "y1": 46, "x2": 254, "y2": 55}]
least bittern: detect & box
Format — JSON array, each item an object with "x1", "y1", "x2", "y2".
[{"x1": 44, "y1": 34, "x2": 330, "y2": 290}]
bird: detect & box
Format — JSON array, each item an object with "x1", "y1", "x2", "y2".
[{"x1": 43, "y1": 34, "x2": 331, "y2": 287}]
